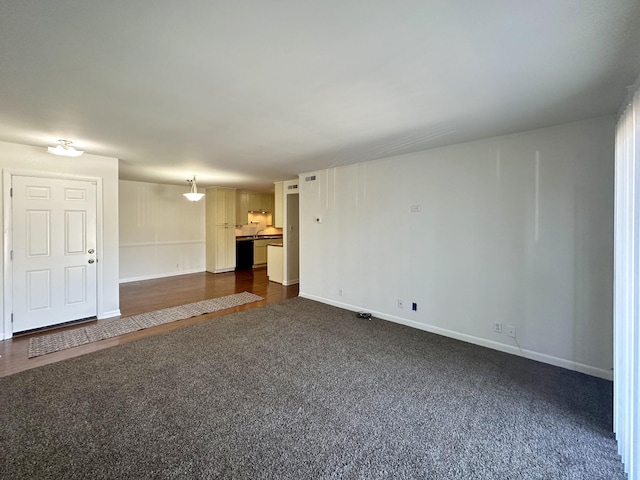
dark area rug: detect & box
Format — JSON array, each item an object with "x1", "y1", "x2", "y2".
[{"x1": 0, "y1": 297, "x2": 624, "y2": 479}]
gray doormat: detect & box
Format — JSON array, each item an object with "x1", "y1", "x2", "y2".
[{"x1": 28, "y1": 291, "x2": 263, "y2": 358}]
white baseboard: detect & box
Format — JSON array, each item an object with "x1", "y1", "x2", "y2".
[
  {"x1": 119, "y1": 268, "x2": 205, "y2": 284},
  {"x1": 298, "y1": 292, "x2": 613, "y2": 381},
  {"x1": 283, "y1": 279, "x2": 299, "y2": 286}
]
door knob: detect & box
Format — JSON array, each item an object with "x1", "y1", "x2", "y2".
[
  {"x1": 88, "y1": 249, "x2": 95, "y2": 254},
  {"x1": 88, "y1": 259, "x2": 95, "y2": 264}
]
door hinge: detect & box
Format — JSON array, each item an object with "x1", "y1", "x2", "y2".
[
  {"x1": 11, "y1": 313, "x2": 13, "y2": 323},
  {"x1": 10, "y1": 250, "x2": 13, "y2": 260},
  {"x1": 10, "y1": 187, "x2": 13, "y2": 197}
]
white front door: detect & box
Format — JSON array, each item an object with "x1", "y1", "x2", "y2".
[{"x1": 12, "y1": 176, "x2": 97, "y2": 332}]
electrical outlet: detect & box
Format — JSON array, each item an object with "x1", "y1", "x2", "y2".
[
  {"x1": 493, "y1": 322, "x2": 502, "y2": 333},
  {"x1": 397, "y1": 299, "x2": 403, "y2": 309},
  {"x1": 507, "y1": 325, "x2": 516, "y2": 338},
  {"x1": 338, "y1": 288, "x2": 343, "y2": 296}
]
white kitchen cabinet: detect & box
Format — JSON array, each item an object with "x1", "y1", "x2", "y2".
[
  {"x1": 246, "y1": 192, "x2": 274, "y2": 213},
  {"x1": 236, "y1": 192, "x2": 249, "y2": 225},
  {"x1": 267, "y1": 245, "x2": 283, "y2": 283},
  {"x1": 247, "y1": 193, "x2": 261, "y2": 212},
  {"x1": 214, "y1": 187, "x2": 236, "y2": 226},
  {"x1": 206, "y1": 187, "x2": 237, "y2": 273},
  {"x1": 237, "y1": 191, "x2": 274, "y2": 223},
  {"x1": 253, "y1": 239, "x2": 270, "y2": 265},
  {"x1": 264, "y1": 194, "x2": 274, "y2": 214},
  {"x1": 214, "y1": 226, "x2": 236, "y2": 272}
]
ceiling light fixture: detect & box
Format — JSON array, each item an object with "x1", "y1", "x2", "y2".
[
  {"x1": 183, "y1": 176, "x2": 205, "y2": 202},
  {"x1": 47, "y1": 139, "x2": 84, "y2": 157}
]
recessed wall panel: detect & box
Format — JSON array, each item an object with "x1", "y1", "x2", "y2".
[
  {"x1": 26, "y1": 210, "x2": 50, "y2": 257},
  {"x1": 65, "y1": 210, "x2": 86, "y2": 254},
  {"x1": 66, "y1": 266, "x2": 86, "y2": 305},
  {"x1": 65, "y1": 188, "x2": 86, "y2": 201},
  {"x1": 26, "y1": 186, "x2": 50, "y2": 200},
  {"x1": 26, "y1": 269, "x2": 51, "y2": 311}
]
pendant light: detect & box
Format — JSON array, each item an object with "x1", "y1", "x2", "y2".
[
  {"x1": 183, "y1": 176, "x2": 205, "y2": 202},
  {"x1": 47, "y1": 139, "x2": 84, "y2": 157}
]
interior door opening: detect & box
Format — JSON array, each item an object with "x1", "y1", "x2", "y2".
[{"x1": 11, "y1": 175, "x2": 98, "y2": 333}]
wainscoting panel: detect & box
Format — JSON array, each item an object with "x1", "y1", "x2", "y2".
[{"x1": 120, "y1": 241, "x2": 205, "y2": 282}]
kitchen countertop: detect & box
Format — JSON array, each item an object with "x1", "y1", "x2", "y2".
[{"x1": 236, "y1": 235, "x2": 283, "y2": 242}]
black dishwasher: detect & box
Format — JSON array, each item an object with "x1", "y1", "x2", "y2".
[{"x1": 236, "y1": 239, "x2": 254, "y2": 270}]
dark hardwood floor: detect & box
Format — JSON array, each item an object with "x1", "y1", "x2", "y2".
[{"x1": 0, "y1": 268, "x2": 298, "y2": 378}]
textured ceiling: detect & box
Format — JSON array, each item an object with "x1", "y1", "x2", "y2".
[{"x1": 1, "y1": 1, "x2": 639, "y2": 191}]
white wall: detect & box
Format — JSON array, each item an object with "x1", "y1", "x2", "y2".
[
  {"x1": 119, "y1": 180, "x2": 205, "y2": 282},
  {"x1": 0, "y1": 140, "x2": 120, "y2": 339},
  {"x1": 299, "y1": 116, "x2": 615, "y2": 379}
]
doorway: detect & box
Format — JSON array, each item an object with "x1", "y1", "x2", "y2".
[
  {"x1": 10, "y1": 175, "x2": 98, "y2": 333},
  {"x1": 285, "y1": 193, "x2": 299, "y2": 285}
]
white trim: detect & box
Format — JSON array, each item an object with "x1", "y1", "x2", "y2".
[
  {"x1": 95, "y1": 177, "x2": 106, "y2": 325},
  {"x1": 120, "y1": 268, "x2": 205, "y2": 283},
  {"x1": 98, "y1": 309, "x2": 121, "y2": 319},
  {"x1": 2, "y1": 172, "x2": 12, "y2": 341},
  {"x1": 299, "y1": 292, "x2": 613, "y2": 381},
  {"x1": 2, "y1": 170, "x2": 105, "y2": 339},
  {"x1": 282, "y1": 179, "x2": 299, "y2": 287},
  {"x1": 120, "y1": 240, "x2": 205, "y2": 248},
  {"x1": 213, "y1": 268, "x2": 235, "y2": 274}
]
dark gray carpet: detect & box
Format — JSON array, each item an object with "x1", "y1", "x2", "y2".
[{"x1": 0, "y1": 297, "x2": 624, "y2": 479}]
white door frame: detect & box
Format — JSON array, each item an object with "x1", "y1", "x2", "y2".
[
  {"x1": 2, "y1": 169, "x2": 105, "y2": 340},
  {"x1": 282, "y1": 179, "x2": 299, "y2": 286}
]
